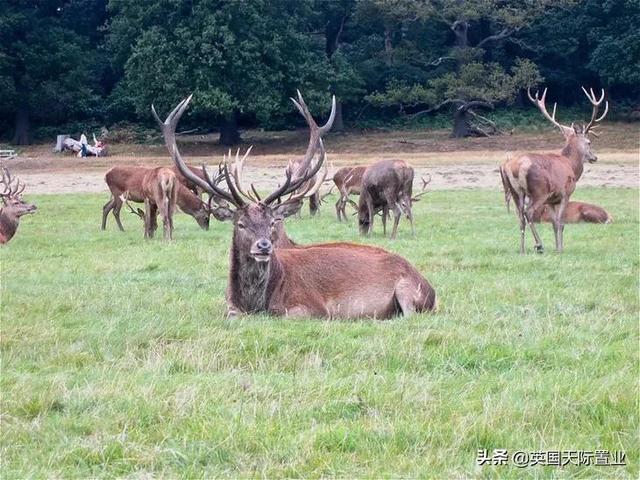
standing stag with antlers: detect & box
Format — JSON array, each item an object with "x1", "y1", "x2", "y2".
[
  {"x1": 500, "y1": 87, "x2": 608, "y2": 253},
  {"x1": 158, "y1": 94, "x2": 436, "y2": 318},
  {"x1": 0, "y1": 169, "x2": 37, "y2": 245}
]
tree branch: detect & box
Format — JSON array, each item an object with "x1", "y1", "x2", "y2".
[
  {"x1": 408, "y1": 99, "x2": 465, "y2": 117},
  {"x1": 476, "y1": 27, "x2": 517, "y2": 48}
]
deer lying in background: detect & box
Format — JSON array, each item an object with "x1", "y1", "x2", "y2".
[
  {"x1": 332, "y1": 165, "x2": 366, "y2": 221},
  {"x1": 358, "y1": 160, "x2": 428, "y2": 239},
  {"x1": 102, "y1": 166, "x2": 177, "y2": 240},
  {"x1": 161, "y1": 95, "x2": 436, "y2": 318},
  {"x1": 532, "y1": 201, "x2": 612, "y2": 224},
  {"x1": 501, "y1": 87, "x2": 608, "y2": 253},
  {"x1": 286, "y1": 90, "x2": 336, "y2": 216},
  {"x1": 0, "y1": 169, "x2": 37, "y2": 244}
]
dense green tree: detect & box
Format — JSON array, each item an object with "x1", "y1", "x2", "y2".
[
  {"x1": 0, "y1": 0, "x2": 105, "y2": 144},
  {"x1": 523, "y1": 0, "x2": 640, "y2": 103},
  {"x1": 107, "y1": 0, "x2": 330, "y2": 144},
  {"x1": 356, "y1": 0, "x2": 571, "y2": 136}
]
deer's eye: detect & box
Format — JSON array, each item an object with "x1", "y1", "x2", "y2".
[{"x1": 237, "y1": 222, "x2": 245, "y2": 230}]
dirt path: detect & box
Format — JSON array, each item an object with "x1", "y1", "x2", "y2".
[{"x1": 20, "y1": 157, "x2": 639, "y2": 195}]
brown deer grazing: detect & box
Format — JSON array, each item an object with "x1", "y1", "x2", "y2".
[
  {"x1": 500, "y1": 87, "x2": 608, "y2": 253},
  {"x1": 102, "y1": 166, "x2": 216, "y2": 231},
  {"x1": 162, "y1": 95, "x2": 437, "y2": 318},
  {"x1": 532, "y1": 201, "x2": 612, "y2": 224},
  {"x1": 0, "y1": 169, "x2": 37, "y2": 245},
  {"x1": 286, "y1": 90, "x2": 336, "y2": 216},
  {"x1": 332, "y1": 165, "x2": 366, "y2": 221},
  {"x1": 103, "y1": 166, "x2": 177, "y2": 240},
  {"x1": 358, "y1": 160, "x2": 428, "y2": 239}
]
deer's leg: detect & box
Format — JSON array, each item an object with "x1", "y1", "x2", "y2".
[
  {"x1": 309, "y1": 192, "x2": 320, "y2": 217},
  {"x1": 407, "y1": 205, "x2": 415, "y2": 236},
  {"x1": 391, "y1": 204, "x2": 402, "y2": 240},
  {"x1": 161, "y1": 201, "x2": 172, "y2": 241},
  {"x1": 554, "y1": 200, "x2": 567, "y2": 252},
  {"x1": 102, "y1": 197, "x2": 115, "y2": 230},
  {"x1": 525, "y1": 197, "x2": 550, "y2": 254},
  {"x1": 366, "y1": 199, "x2": 374, "y2": 235},
  {"x1": 516, "y1": 194, "x2": 526, "y2": 254},
  {"x1": 382, "y1": 206, "x2": 388, "y2": 236},
  {"x1": 111, "y1": 197, "x2": 126, "y2": 232},
  {"x1": 335, "y1": 197, "x2": 343, "y2": 221}
]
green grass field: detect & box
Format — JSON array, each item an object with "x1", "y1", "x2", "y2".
[{"x1": 1, "y1": 188, "x2": 638, "y2": 478}]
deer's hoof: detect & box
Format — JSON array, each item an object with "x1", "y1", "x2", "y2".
[{"x1": 535, "y1": 244, "x2": 544, "y2": 254}]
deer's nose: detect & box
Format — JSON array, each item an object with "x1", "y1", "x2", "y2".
[{"x1": 257, "y1": 238, "x2": 272, "y2": 253}]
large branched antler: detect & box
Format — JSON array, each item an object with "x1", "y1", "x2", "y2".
[
  {"x1": 152, "y1": 96, "x2": 244, "y2": 208},
  {"x1": 0, "y1": 168, "x2": 25, "y2": 199},
  {"x1": 158, "y1": 92, "x2": 332, "y2": 211},
  {"x1": 581, "y1": 87, "x2": 609, "y2": 135},
  {"x1": 527, "y1": 88, "x2": 573, "y2": 137},
  {"x1": 411, "y1": 175, "x2": 432, "y2": 202},
  {"x1": 289, "y1": 91, "x2": 336, "y2": 179}
]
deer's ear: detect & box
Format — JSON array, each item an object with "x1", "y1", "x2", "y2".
[{"x1": 272, "y1": 200, "x2": 303, "y2": 219}]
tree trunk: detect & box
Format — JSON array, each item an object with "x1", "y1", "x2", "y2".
[
  {"x1": 452, "y1": 107, "x2": 472, "y2": 137},
  {"x1": 12, "y1": 105, "x2": 30, "y2": 146},
  {"x1": 333, "y1": 101, "x2": 344, "y2": 132},
  {"x1": 451, "y1": 20, "x2": 469, "y2": 48},
  {"x1": 219, "y1": 113, "x2": 241, "y2": 146},
  {"x1": 384, "y1": 26, "x2": 393, "y2": 66}
]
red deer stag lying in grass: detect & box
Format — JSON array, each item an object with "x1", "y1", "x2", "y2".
[
  {"x1": 102, "y1": 166, "x2": 177, "y2": 240},
  {"x1": 332, "y1": 165, "x2": 366, "y2": 221},
  {"x1": 500, "y1": 87, "x2": 608, "y2": 253},
  {"x1": 162, "y1": 95, "x2": 437, "y2": 318},
  {"x1": 286, "y1": 90, "x2": 336, "y2": 216},
  {"x1": 358, "y1": 160, "x2": 428, "y2": 239},
  {"x1": 0, "y1": 168, "x2": 37, "y2": 245}
]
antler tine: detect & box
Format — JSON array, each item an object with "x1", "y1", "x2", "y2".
[
  {"x1": 527, "y1": 87, "x2": 571, "y2": 134},
  {"x1": 121, "y1": 192, "x2": 145, "y2": 220},
  {"x1": 290, "y1": 92, "x2": 336, "y2": 180},
  {"x1": 264, "y1": 138, "x2": 327, "y2": 206},
  {"x1": 250, "y1": 183, "x2": 262, "y2": 201},
  {"x1": 581, "y1": 86, "x2": 609, "y2": 133},
  {"x1": 283, "y1": 145, "x2": 328, "y2": 204},
  {"x1": 412, "y1": 174, "x2": 432, "y2": 201},
  {"x1": 14, "y1": 179, "x2": 25, "y2": 197}
]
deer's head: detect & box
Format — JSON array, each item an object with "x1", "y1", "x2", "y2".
[{"x1": 0, "y1": 169, "x2": 37, "y2": 219}]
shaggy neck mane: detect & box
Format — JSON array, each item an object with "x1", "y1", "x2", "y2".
[
  {"x1": 228, "y1": 237, "x2": 283, "y2": 313},
  {"x1": 0, "y1": 209, "x2": 17, "y2": 242},
  {"x1": 561, "y1": 140, "x2": 584, "y2": 180}
]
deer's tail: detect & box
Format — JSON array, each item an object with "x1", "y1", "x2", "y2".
[
  {"x1": 160, "y1": 172, "x2": 177, "y2": 217},
  {"x1": 499, "y1": 163, "x2": 512, "y2": 213}
]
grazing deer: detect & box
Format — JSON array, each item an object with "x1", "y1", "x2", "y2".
[
  {"x1": 0, "y1": 169, "x2": 37, "y2": 244},
  {"x1": 532, "y1": 201, "x2": 612, "y2": 224},
  {"x1": 286, "y1": 90, "x2": 336, "y2": 216},
  {"x1": 332, "y1": 165, "x2": 366, "y2": 221},
  {"x1": 102, "y1": 166, "x2": 218, "y2": 232},
  {"x1": 501, "y1": 87, "x2": 608, "y2": 253},
  {"x1": 103, "y1": 166, "x2": 177, "y2": 240},
  {"x1": 358, "y1": 160, "x2": 428, "y2": 239},
  {"x1": 161, "y1": 95, "x2": 437, "y2": 318}
]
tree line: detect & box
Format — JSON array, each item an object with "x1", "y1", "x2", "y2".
[{"x1": 1, "y1": 0, "x2": 638, "y2": 145}]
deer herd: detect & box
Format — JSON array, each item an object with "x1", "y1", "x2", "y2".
[{"x1": 1, "y1": 87, "x2": 613, "y2": 318}]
